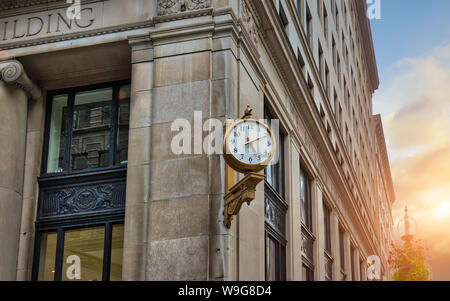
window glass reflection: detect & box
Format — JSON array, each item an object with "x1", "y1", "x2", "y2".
[
  {"x1": 116, "y1": 85, "x2": 130, "y2": 165},
  {"x1": 71, "y1": 88, "x2": 113, "y2": 171},
  {"x1": 266, "y1": 236, "x2": 278, "y2": 281},
  {"x1": 46, "y1": 95, "x2": 68, "y2": 173},
  {"x1": 37, "y1": 232, "x2": 57, "y2": 281},
  {"x1": 62, "y1": 226, "x2": 105, "y2": 281},
  {"x1": 110, "y1": 224, "x2": 124, "y2": 281}
]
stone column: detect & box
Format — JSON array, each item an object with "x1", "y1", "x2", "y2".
[
  {"x1": 289, "y1": 143, "x2": 302, "y2": 280},
  {"x1": 354, "y1": 249, "x2": 361, "y2": 281},
  {"x1": 314, "y1": 185, "x2": 325, "y2": 281},
  {"x1": 122, "y1": 35, "x2": 154, "y2": 280},
  {"x1": 145, "y1": 32, "x2": 218, "y2": 281},
  {"x1": 344, "y1": 232, "x2": 352, "y2": 281},
  {"x1": 16, "y1": 89, "x2": 45, "y2": 280},
  {"x1": 0, "y1": 62, "x2": 30, "y2": 280},
  {"x1": 330, "y1": 211, "x2": 340, "y2": 280},
  {"x1": 361, "y1": 256, "x2": 367, "y2": 281}
]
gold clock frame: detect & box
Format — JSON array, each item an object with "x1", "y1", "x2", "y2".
[
  {"x1": 223, "y1": 106, "x2": 277, "y2": 228},
  {"x1": 223, "y1": 116, "x2": 277, "y2": 174}
]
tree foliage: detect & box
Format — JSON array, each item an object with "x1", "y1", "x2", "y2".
[{"x1": 388, "y1": 239, "x2": 430, "y2": 281}]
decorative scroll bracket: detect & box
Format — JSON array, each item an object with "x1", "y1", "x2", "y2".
[
  {"x1": 0, "y1": 60, "x2": 42, "y2": 101},
  {"x1": 224, "y1": 172, "x2": 265, "y2": 228}
]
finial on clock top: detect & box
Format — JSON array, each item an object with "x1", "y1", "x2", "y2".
[{"x1": 243, "y1": 105, "x2": 253, "y2": 119}]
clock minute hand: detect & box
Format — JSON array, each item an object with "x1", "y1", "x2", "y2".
[{"x1": 245, "y1": 134, "x2": 267, "y2": 146}]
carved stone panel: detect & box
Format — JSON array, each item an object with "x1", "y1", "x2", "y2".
[
  {"x1": 264, "y1": 188, "x2": 286, "y2": 237},
  {"x1": 37, "y1": 169, "x2": 126, "y2": 220},
  {"x1": 241, "y1": 0, "x2": 260, "y2": 44},
  {"x1": 157, "y1": 0, "x2": 211, "y2": 16}
]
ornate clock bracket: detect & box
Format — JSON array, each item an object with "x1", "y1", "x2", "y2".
[
  {"x1": 223, "y1": 105, "x2": 275, "y2": 228},
  {"x1": 224, "y1": 172, "x2": 265, "y2": 228}
]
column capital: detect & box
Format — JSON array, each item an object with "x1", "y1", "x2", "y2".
[
  {"x1": 0, "y1": 60, "x2": 42, "y2": 101},
  {"x1": 128, "y1": 34, "x2": 153, "y2": 64}
]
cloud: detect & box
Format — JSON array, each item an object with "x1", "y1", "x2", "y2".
[{"x1": 373, "y1": 43, "x2": 450, "y2": 280}]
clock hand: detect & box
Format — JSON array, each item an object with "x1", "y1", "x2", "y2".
[
  {"x1": 246, "y1": 137, "x2": 258, "y2": 153},
  {"x1": 245, "y1": 134, "x2": 267, "y2": 146}
]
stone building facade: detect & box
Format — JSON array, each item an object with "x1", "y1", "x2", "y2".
[{"x1": 0, "y1": 0, "x2": 394, "y2": 281}]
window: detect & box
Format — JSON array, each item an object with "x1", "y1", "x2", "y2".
[
  {"x1": 35, "y1": 223, "x2": 124, "y2": 281},
  {"x1": 297, "y1": 48, "x2": 306, "y2": 75},
  {"x1": 306, "y1": 4, "x2": 313, "y2": 49},
  {"x1": 34, "y1": 81, "x2": 129, "y2": 281},
  {"x1": 336, "y1": 55, "x2": 341, "y2": 82},
  {"x1": 360, "y1": 260, "x2": 365, "y2": 281},
  {"x1": 265, "y1": 107, "x2": 284, "y2": 197},
  {"x1": 278, "y1": 3, "x2": 289, "y2": 36},
  {"x1": 332, "y1": 36, "x2": 336, "y2": 68},
  {"x1": 339, "y1": 227, "x2": 346, "y2": 279},
  {"x1": 300, "y1": 166, "x2": 314, "y2": 281},
  {"x1": 335, "y1": 2, "x2": 339, "y2": 29},
  {"x1": 307, "y1": 73, "x2": 314, "y2": 98},
  {"x1": 265, "y1": 232, "x2": 286, "y2": 281},
  {"x1": 351, "y1": 245, "x2": 355, "y2": 281},
  {"x1": 43, "y1": 81, "x2": 130, "y2": 175},
  {"x1": 264, "y1": 104, "x2": 287, "y2": 281},
  {"x1": 318, "y1": 43, "x2": 323, "y2": 80},
  {"x1": 296, "y1": 0, "x2": 304, "y2": 24},
  {"x1": 323, "y1": 4, "x2": 328, "y2": 40},
  {"x1": 324, "y1": 204, "x2": 333, "y2": 280}
]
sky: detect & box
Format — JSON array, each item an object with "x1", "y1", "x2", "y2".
[{"x1": 370, "y1": 0, "x2": 450, "y2": 280}]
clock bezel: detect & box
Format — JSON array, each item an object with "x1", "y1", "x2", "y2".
[{"x1": 223, "y1": 118, "x2": 277, "y2": 173}]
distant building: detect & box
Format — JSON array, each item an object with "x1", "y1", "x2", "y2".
[{"x1": 0, "y1": 0, "x2": 394, "y2": 281}]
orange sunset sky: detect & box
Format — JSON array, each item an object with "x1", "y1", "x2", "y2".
[{"x1": 371, "y1": 1, "x2": 450, "y2": 280}]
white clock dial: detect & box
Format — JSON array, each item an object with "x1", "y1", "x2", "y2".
[{"x1": 227, "y1": 120, "x2": 273, "y2": 165}]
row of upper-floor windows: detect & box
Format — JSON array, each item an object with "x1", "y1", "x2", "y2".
[
  {"x1": 263, "y1": 102, "x2": 377, "y2": 281},
  {"x1": 275, "y1": 0, "x2": 377, "y2": 197}
]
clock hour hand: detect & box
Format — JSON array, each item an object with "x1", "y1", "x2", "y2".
[{"x1": 246, "y1": 137, "x2": 258, "y2": 153}]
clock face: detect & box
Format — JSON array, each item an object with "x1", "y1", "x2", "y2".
[{"x1": 226, "y1": 119, "x2": 275, "y2": 168}]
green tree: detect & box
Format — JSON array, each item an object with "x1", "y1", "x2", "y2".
[{"x1": 389, "y1": 239, "x2": 430, "y2": 281}]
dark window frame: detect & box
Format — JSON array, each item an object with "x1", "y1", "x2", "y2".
[
  {"x1": 300, "y1": 167, "x2": 313, "y2": 231},
  {"x1": 33, "y1": 80, "x2": 130, "y2": 281},
  {"x1": 41, "y1": 80, "x2": 130, "y2": 177},
  {"x1": 300, "y1": 165, "x2": 315, "y2": 281},
  {"x1": 323, "y1": 203, "x2": 333, "y2": 281},
  {"x1": 263, "y1": 104, "x2": 287, "y2": 281},
  {"x1": 339, "y1": 227, "x2": 346, "y2": 278},
  {"x1": 264, "y1": 105, "x2": 285, "y2": 199},
  {"x1": 32, "y1": 218, "x2": 124, "y2": 281},
  {"x1": 265, "y1": 226, "x2": 287, "y2": 281}
]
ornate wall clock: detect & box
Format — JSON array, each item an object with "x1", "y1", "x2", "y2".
[
  {"x1": 223, "y1": 106, "x2": 277, "y2": 174},
  {"x1": 222, "y1": 106, "x2": 277, "y2": 228}
]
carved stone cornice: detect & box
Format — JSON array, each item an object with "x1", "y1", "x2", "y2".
[
  {"x1": 0, "y1": 60, "x2": 42, "y2": 100},
  {"x1": 240, "y1": 0, "x2": 260, "y2": 45},
  {"x1": 372, "y1": 114, "x2": 395, "y2": 202},
  {"x1": 157, "y1": 0, "x2": 211, "y2": 16},
  {"x1": 0, "y1": 0, "x2": 61, "y2": 11}
]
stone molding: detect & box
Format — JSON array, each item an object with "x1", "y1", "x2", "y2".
[
  {"x1": 157, "y1": 0, "x2": 211, "y2": 16},
  {"x1": 0, "y1": 20, "x2": 154, "y2": 51},
  {"x1": 0, "y1": 60, "x2": 41, "y2": 100},
  {"x1": 240, "y1": 0, "x2": 260, "y2": 45},
  {"x1": 0, "y1": 0, "x2": 61, "y2": 11}
]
